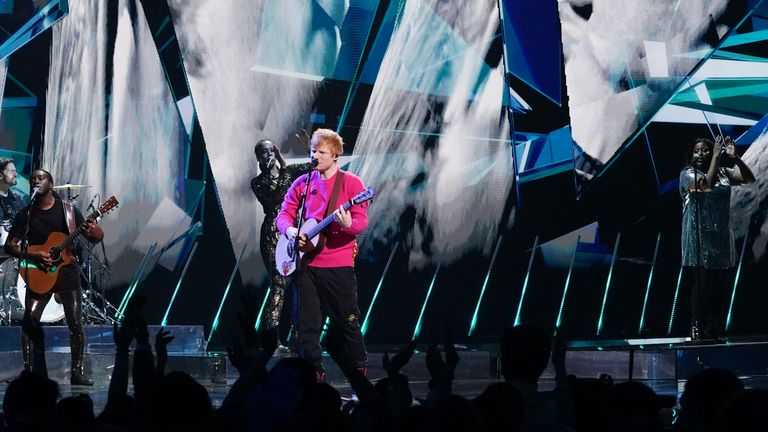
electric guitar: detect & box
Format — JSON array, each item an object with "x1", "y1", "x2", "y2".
[
  {"x1": 275, "y1": 187, "x2": 375, "y2": 276},
  {"x1": 20, "y1": 196, "x2": 119, "y2": 294}
]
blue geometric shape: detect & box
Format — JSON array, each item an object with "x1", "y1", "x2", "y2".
[
  {"x1": 735, "y1": 112, "x2": 768, "y2": 145},
  {"x1": 500, "y1": 0, "x2": 563, "y2": 105},
  {"x1": 0, "y1": 0, "x2": 68, "y2": 61},
  {"x1": 515, "y1": 126, "x2": 574, "y2": 182}
]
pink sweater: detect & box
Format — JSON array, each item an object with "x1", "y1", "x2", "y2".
[{"x1": 276, "y1": 170, "x2": 368, "y2": 268}]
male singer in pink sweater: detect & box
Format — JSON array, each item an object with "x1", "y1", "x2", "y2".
[{"x1": 276, "y1": 128, "x2": 368, "y2": 381}]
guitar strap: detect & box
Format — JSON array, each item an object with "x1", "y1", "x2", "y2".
[
  {"x1": 313, "y1": 170, "x2": 345, "y2": 254},
  {"x1": 62, "y1": 200, "x2": 77, "y2": 237}
]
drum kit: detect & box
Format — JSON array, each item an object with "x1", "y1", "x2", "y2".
[{"x1": 0, "y1": 183, "x2": 117, "y2": 325}]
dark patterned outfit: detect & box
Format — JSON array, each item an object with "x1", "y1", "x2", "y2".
[{"x1": 251, "y1": 162, "x2": 310, "y2": 329}]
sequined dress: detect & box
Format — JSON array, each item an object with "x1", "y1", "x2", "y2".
[
  {"x1": 679, "y1": 166, "x2": 736, "y2": 269},
  {"x1": 251, "y1": 162, "x2": 310, "y2": 328}
]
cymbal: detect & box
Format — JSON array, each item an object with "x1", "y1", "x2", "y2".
[{"x1": 53, "y1": 183, "x2": 92, "y2": 189}]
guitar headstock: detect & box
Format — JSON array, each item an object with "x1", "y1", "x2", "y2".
[
  {"x1": 352, "y1": 187, "x2": 376, "y2": 206},
  {"x1": 97, "y1": 196, "x2": 119, "y2": 217}
]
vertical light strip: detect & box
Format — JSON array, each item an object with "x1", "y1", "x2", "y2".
[
  {"x1": 253, "y1": 286, "x2": 271, "y2": 331},
  {"x1": 161, "y1": 241, "x2": 199, "y2": 326},
  {"x1": 207, "y1": 243, "x2": 248, "y2": 344},
  {"x1": 117, "y1": 243, "x2": 157, "y2": 320},
  {"x1": 555, "y1": 235, "x2": 581, "y2": 331},
  {"x1": 361, "y1": 241, "x2": 399, "y2": 336},
  {"x1": 319, "y1": 317, "x2": 330, "y2": 342},
  {"x1": 514, "y1": 236, "x2": 539, "y2": 326},
  {"x1": 667, "y1": 265, "x2": 684, "y2": 335},
  {"x1": 638, "y1": 233, "x2": 661, "y2": 335},
  {"x1": 596, "y1": 233, "x2": 621, "y2": 335},
  {"x1": 413, "y1": 263, "x2": 442, "y2": 341},
  {"x1": 469, "y1": 236, "x2": 504, "y2": 336},
  {"x1": 726, "y1": 236, "x2": 749, "y2": 331}
]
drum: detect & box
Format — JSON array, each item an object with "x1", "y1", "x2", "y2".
[
  {"x1": 0, "y1": 259, "x2": 65, "y2": 323},
  {"x1": 0, "y1": 258, "x2": 24, "y2": 321},
  {"x1": 0, "y1": 220, "x2": 11, "y2": 259}
]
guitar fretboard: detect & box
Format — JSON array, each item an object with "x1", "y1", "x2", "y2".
[{"x1": 305, "y1": 201, "x2": 353, "y2": 239}]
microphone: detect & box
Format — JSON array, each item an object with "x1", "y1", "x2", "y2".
[
  {"x1": 87, "y1": 194, "x2": 97, "y2": 212},
  {"x1": 266, "y1": 155, "x2": 275, "y2": 169},
  {"x1": 30, "y1": 187, "x2": 41, "y2": 201},
  {"x1": 310, "y1": 159, "x2": 319, "y2": 168}
]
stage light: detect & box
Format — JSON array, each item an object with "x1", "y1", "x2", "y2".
[
  {"x1": 726, "y1": 237, "x2": 749, "y2": 331},
  {"x1": 596, "y1": 233, "x2": 621, "y2": 336},
  {"x1": 514, "y1": 236, "x2": 539, "y2": 326},
  {"x1": 413, "y1": 263, "x2": 441, "y2": 341},
  {"x1": 161, "y1": 242, "x2": 199, "y2": 326},
  {"x1": 469, "y1": 236, "x2": 503, "y2": 336},
  {"x1": 361, "y1": 241, "x2": 399, "y2": 336},
  {"x1": 254, "y1": 286, "x2": 271, "y2": 331},
  {"x1": 667, "y1": 266, "x2": 684, "y2": 336},
  {"x1": 117, "y1": 243, "x2": 157, "y2": 321},
  {"x1": 207, "y1": 244, "x2": 247, "y2": 345},
  {"x1": 555, "y1": 235, "x2": 580, "y2": 332},
  {"x1": 638, "y1": 234, "x2": 661, "y2": 335}
]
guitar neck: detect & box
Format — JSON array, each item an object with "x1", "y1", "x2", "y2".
[
  {"x1": 304, "y1": 200, "x2": 352, "y2": 239},
  {"x1": 55, "y1": 210, "x2": 99, "y2": 251}
]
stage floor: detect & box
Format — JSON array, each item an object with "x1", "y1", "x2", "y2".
[{"x1": 1, "y1": 325, "x2": 767, "y2": 417}]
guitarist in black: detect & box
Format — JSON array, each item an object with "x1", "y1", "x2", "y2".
[
  {"x1": 276, "y1": 129, "x2": 369, "y2": 381},
  {"x1": 4, "y1": 169, "x2": 103, "y2": 385}
]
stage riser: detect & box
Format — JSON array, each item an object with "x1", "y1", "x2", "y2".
[
  {"x1": 0, "y1": 325, "x2": 206, "y2": 353},
  {"x1": 0, "y1": 349, "x2": 493, "y2": 388}
]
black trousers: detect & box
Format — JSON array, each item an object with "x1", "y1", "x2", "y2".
[
  {"x1": 688, "y1": 266, "x2": 733, "y2": 334},
  {"x1": 294, "y1": 265, "x2": 367, "y2": 371},
  {"x1": 23, "y1": 288, "x2": 86, "y2": 374}
]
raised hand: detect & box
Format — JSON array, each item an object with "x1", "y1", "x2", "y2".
[
  {"x1": 724, "y1": 136, "x2": 736, "y2": 158},
  {"x1": 295, "y1": 129, "x2": 311, "y2": 154},
  {"x1": 113, "y1": 320, "x2": 136, "y2": 352},
  {"x1": 426, "y1": 343, "x2": 444, "y2": 379},
  {"x1": 383, "y1": 341, "x2": 416, "y2": 377},
  {"x1": 714, "y1": 136, "x2": 724, "y2": 162},
  {"x1": 155, "y1": 328, "x2": 174, "y2": 357}
]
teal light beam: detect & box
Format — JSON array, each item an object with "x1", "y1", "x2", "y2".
[
  {"x1": 161, "y1": 241, "x2": 199, "y2": 326},
  {"x1": 726, "y1": 235, "x2": 749, "y2": 331},
  {"x1": 320, "y1": 317, "x2": 330, "y2": 342},
  {"x1": 555, "y1": 236, "x2": 581, "y2": 332},
  {"x1": 469, "y1": 235, "x2": 504, "y2": 336},
  {"x1": 596, "y1": 233, "x2": 621, "y2": 335},
  {"x1": 207, "y1": 243, "x2": 248, "y2": 344},
  {"x1": 413, "y1": 263, "x2": 442, "y2": 341},
  {"x1": 361, "y1": 241, "x2": 399, "y2": 336},
  {"x1": 117, "y1": 243, "x2": 157, "y2": 320},
  {"x1": 638, "y1": 233, "x2": 661, "y2": 335},
  {"x1": 514, "y1": 236, "x2": 539, "y2": 326},
  {"x1": 667, "y1": 265, "x2": 685, "y2": 335},
  {"x1": 254, "y1": 286, "x2": 271, "y2": 331}
]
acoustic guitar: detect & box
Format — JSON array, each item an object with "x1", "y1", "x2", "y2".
[
  {"x1": 20, "y1": 196, "x2": 118, "y2": 294},
  {"x1": 275, "y1": 187, "x2": 375, "y2": 276}
]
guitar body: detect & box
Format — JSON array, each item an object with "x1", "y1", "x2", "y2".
[
  {"x1": 275, "y1": 219, "x2": 320, "y2": 276},
  {"x1": 20, "y1": 231, "x2": 75, "y2": 294},
  {"x1": 273, "y1": 186, "x2": 376, "y2": 277}
]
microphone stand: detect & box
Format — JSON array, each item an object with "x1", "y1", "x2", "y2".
[
  {"x1": 293, "y1": 161, "x2": 315, "y2": 359},
  {"x1": 20, "y1": 195, "x2": 36, "y2": 318}
]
